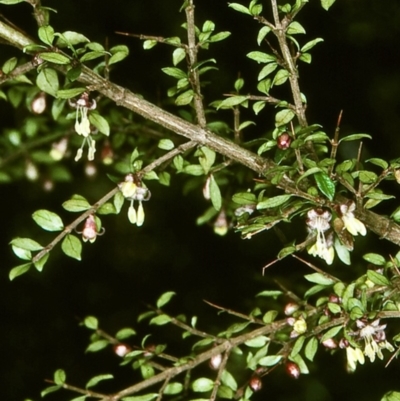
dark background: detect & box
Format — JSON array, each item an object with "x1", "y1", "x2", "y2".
[{"x1": 1, "y1": 1, "x2": 400, "y2": 400}]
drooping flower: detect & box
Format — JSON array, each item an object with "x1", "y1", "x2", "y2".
[
  {"x1": 306, "y1": 209, "x2": 335, "y2": 265},
  {"x1": 346, "y1": 346, "x2": 365, "y2": 372},
  {"x1": 355, "y1": 319, "x2": 394, "y2": 362},
  {"x1": 78, "y1": 214, "x2": 105, "y2": 243},
  {"x1": 340, "y1": 202, "x2": 367, "y2": 236},
  {"x1": 119, "y1": 174, "x2": 151, "y2": 227},
  {"x1": 69, "y1": 93, "x2": 97, "y2": 161}
]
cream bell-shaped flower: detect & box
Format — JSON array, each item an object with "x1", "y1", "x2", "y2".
[
  {"x1": 306, "y1": 209, "x2": 335, "y2": 265},
  {"x1": 340, "y1": 202, "x2": 367, "y2": 236},
  {"x1": 119, "y1": 174, "x2": 151, "y2": 227}
]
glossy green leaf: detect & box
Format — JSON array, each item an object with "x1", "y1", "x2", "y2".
[
  {"x1": 247, "y1": 51, "x2": 276, "y2": 64},
  {"x1": 363, "y1": 253, "x2": 386, "y2": 266},
  {"x1": 232, "y1": 192, "x2": 256, "y2": 205},
  {"x1": 36, "y1": 68, "x2": 59, "y2": 97},
  {"x1": 256, "y1": 194, "x2": 291, "y2": 210},
  {"x1": 339, "y1": 133, "x2": 372, "y2": 143},
  {"x1": 258, "y1": 63, "x2": 278, "y2": 81},
  {"x1": 315, "y1": 172, "x2": 335, "y2": 200},
  {"x1": 84, "y1": 316, "x2": 98, "y2": 330},
  {"x1": 109, "y1": 45, "x2": 129, "y2": 65},
  {"x1": 305, "y1": 337, "x2": 318, "y2": 361},
  {"x1": 164, "y1": 382, "x2": 183, "y2": 395},
  {"x1": 192, "y1": 377, "x2": 214, "y2": 392},
  {"x1": 258, "y1": 355, "x2": 282, "y2": 366},
  {"x1": 275, "y1": 109, "x2": 295, "y2": 127},
  {"x1": 11, "y1": 246, "x2": 31, "y2": 260},
  {"x1": 256, "y1": 290, "x2": 282, "y2": 299},
  {"x1": 158, "y1": 139, "x2": 174, "y2": 150},
  {"x1": 257, "y1": 26, "x2": 271, "y2": 45},
  {"x1": 304, "y1": 273, "x2": 335, "y2": 286},
  {"x1": 156, "y1": 291, "x2": 176, "y2": 308},
  {"x1": 34, "y1": 253, "x2": 49, "y2": 272},
  {"x1": 228, "y1": 3, "x2": 251, "y2": 15},
  {"x1": 32, "y1": 209, "x2": 64, "y2": 231},
  {"x1": 217, "y1": 95, "x2": 248, "y2": 109},
  {"x1": 262, "y1": 310, "x2": 278, "y2": 323},
  {"x1": 56, "y1": 31, "x2": 90, "y2": 47},
  {"x1": 2, "y1": 57, "x2": 17, "y2": 74},
  {"x1": 175, "y1": 89, "x2": 194, "y2": 105},
  {"x1": 143, "y1": 40, "x2": 157, "y2": 49},
  {"x1": 62, "y1": 194, "x2": 91, "y2": 212},
  {"x1": 40, "y1": 52, "x2": 70, "y2": 64},
  {"x1": 367, "y1": 270, "x2": 390, "y2": 286},
  {"x1": 86, "y1": 339, "x2": 109, "y2": 352},
  {"x1": 162, "y1": 67, "x2": 187, "y2": 79},
  {"x1": 61, "y1": 234, "x2": 82, "y2": 260},
  {"x1": 149, "y1": 314, "x2": 172, "y2": 325},
  {"x1": 221, "y1": 370, "x2": 237, "y2": 391},
  {"x1": 321, "y1": 0, "x2": 336, "y2": 11},
  {"x1": 116, "y1": 327, "x2": 136, "y2": 340},
  {"x1": 38, "y1": 25, "x2": 54, "y2": 46},
  {"x1": 56, "y1": 87, "x2": 86, "y2": 99},
  {"x1": 381, "y1": 391, "x2": 400, "y2": 401},
  {"x1": 172, "y1": 48, "x2": 186, "y2": 66},
  {"x1": 80, "y1": 51, "x2": 108, "y2": 62},
  {"x1": 301, "y1": 38, "x2": 324, "y2": 52},
  {"x1": 245, "y1": 336, "x2": 269, "y2": 348},
  {"x1": 41, "y1": 385, "x2": 61, "y2": 397},
  {"x1": 209, "y1": 175, "x2": 222, "y2": 211},
  {"x1": 291, "y1": 335, "x2": 306, "y2": 358},
  {"x1": 54, "y1": 369, "x2": 66, "y2": 385},
  {"x1": 10, "y1": 237, "x2": 43, "y2": 251},
  {"x1": 320, "y1": 325, "x2": 342, "y2": 342},
  {"x1": 9, "y1": 263, "x2": 32, "y2": 281},
  {"x1": 287, "y1": 21, "x2": 306, "y2": 35},
  {"x1": 122, "y1": 395, "x2": 158, "y2": 401},
  {"x1": 89, "y1": 111, "x2": 110, "y2": 136}
]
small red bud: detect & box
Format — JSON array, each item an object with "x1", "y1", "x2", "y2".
[
  {"x1": 339, "y1": 338, "x2": 349, "y2": 349},
  {"x1": 285, "y1": 362, "x2": 300, "y2": 379},
  {"x1": 249, "y1": 376, "x2": 262, "y2": 392},
  {"x1": 277, "y1": 133, "x2": 291, "y2": 150},
  {"x1": 329, "y1": 294, "x2": 340, "y2": 304}
]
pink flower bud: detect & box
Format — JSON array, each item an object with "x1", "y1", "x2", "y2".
[
  {"x1": 285, "y1": 362, "x2": 300, "y2": 379},
  {"x1": 322, "y1": 338, "x2": 338, "y2": 349},
  {"x1": 284, "y1": 302, "x2": 300, "y2": 316},
  {"x1": 113, "y1": 344, "x2": 131, "y2": 357},
  {"x1": 277, "y1": 133, "x2": 291, "y2": 150},
  {"x1": 209, "y1": 353, "x2": 222, "y2": 370},
  {"x1": 249, "y1": 376, "x2": 263, "y2": 392}
]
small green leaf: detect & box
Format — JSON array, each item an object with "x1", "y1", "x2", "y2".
[
  {"x1": 32, "y1": 209, "x2": 64, "y2": 231},
  {"x1": 258, "y1": 355, "x2": 282, "y2": 366},
  {"x1": 156, "y1": 291, "x2": 176, "y2": 308},
  {"x1": 320, "y1": 325, "x2": 342, "y2": 342},
  {"x1": 321, "y1": 0, "x2": 336, "y2": 11},
  {"x1": 256, "y1": 194, "x2": 291, "y2": 210},
  {"x1": 315, "y1": 172, "x2": 335, "y2": 201},
  {"x1": 304, "y1": 273, "x2": 335, "y2": 286},
  {"x1": 84, "y1": 316, "x2": 98, "y2": 330},
  {"x1": 56, "y1": 87, "x2": 86, "y2": 99},
  {"x1": 301, "y1": 38, "x2": 324, "y2": 52},
  {"x1": 172, "y1": 48, "x2": 186, "y2": 66},
  {"x1": 89, "y1": 111, "x2": 110, "y2": 136},
  {"x1": 245, "y1": 336, "x2": 269, "y2": 348},
  {"x1": 62, "y1": 194, "x2": 91, "y2": 212},
  {"x1": 54, "y1": 369, "x2": 66, "y2": 385},
  {"x1": 183, "y1": 164, "x2": 204, "y2": 176},
  {"x1": 232, "y1": 192, "x2": 256, "y2": 205},
  {"x1": 143, "y1": 40, "x2": 157, "y2": 49},
  {"x1": 256, "y1": 290, "x2": 282, "y2": 299},
  {"x1": 228, "y1": 3, "x2": 251, "y2": 15},
  {"x1": 275, "y1": 109, "x2": 295, "y2": 127},
  {"x1": 164, "y1": 382, "x2": 183, "y2": 395},
  {"x1": 247, "y1": 51, "x2": 276, "y2": 64},
  {"x1": 209, "y1": 175, "x2": 222, "y2": 211},
  {"x1": 381, "y1": 391, "x2": 400, "y2": 401},
  {"x1": 287, "y1": 21, "x2": 306, "y2": 35},
  {"x1": 217, "y1": 95, "x2": 248, "y2": 109},
  {"x1": 36, "y1": 68, "x2": 59, "y2": 97},
  {"x1": 56, "y1": 31, "x2": 90, "y2": 47},
  {"x1": 192, "y1": 377, "x2": 214, "y2": 392},
  {"x1": 109, "y1": 47, "x2": 129, "y2": 65},
  {"x1": 12, "y1": 246, "x2": 31, "y2": 260},
  {"x1": 291, "y1": 335, "x2": 306, "y2": 358},
  {"x1": 162, "y1": 67, "x2": 187, "y2": 79},
  {"x1": 158, "y1": 139, "x2": 174, "y2": 150},
  {"x1": 34, "y1": 253, "x2": 49, "y2": 272},
  {"x1": 367, "y1": 270, "x2": 390, "y2": 286},
  {"x1": 209, "y1": 31, "x2": 231, "y2": 42},
  {"x1": 38, "y1": 25, "x2": 54, "y2": 46},
  {"x1": 258, "y1": 63, "x2": 278, "y2": 81},
  {"x1": 159, "y1": 171, "x2": 171, "y2": 186},
  {"x1": 80, "y1": 51, "x2": 108, "y2": 62},
  {"x1": 86, "y1": 340, "x2": 109, "y2": 353},
  {"x1": 150, "y1": 314, "x2": 172, "y2": 325},
  {"x1": 116, "y1": 328, "x2": 136, "y2": 340},
  {"x1": 40, "y1": 52, "x2": 70, "y2": 64},
  {"x1": 363, "y1": 253, "x2": 386, "y2": 266},
  {"x1": 175, "y1": 89, "x2": 194, "y2": 105},
  {"x1": 263, "y1": 310, "x2": 278, "y2": 323},
  {"x1": 41, "y1": 385, "x2": 61, "y2": 397},
  {"x1": 10, "y1": 237, "x2": 43, "y2": 251},
  {"x1": 9, "y1": 263, "x2": 32, "y2": 281},
  {"x1": 304, "y1": 337, "x2": 318, "y2": 361},
  {"x1": 339, "y1": 133, "x2": 372, "y2": 143},
  {"x1": 221, "y1": 370, "x2": 237, "y2": 391},
  {"x1": 86, "y1": 374, "x2": 113, "y2": 389},
  {"x1": 61, "y1": 234, "x2": 82, "y2": 260},
  {"x1": 2, "y1": 56, "x2": 18, "y2": 74},
  {"x1": 257, "y1": 26, "x2": 271, "y2": 45}
]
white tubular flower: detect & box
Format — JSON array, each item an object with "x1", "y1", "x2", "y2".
[
  {"x1": 306, "y1": 209, "x2": 334, "y2": 265},
  {"x1": 346, "y1": 346, "x2": 365, "y2": 372},
  {"x1": 340, "y1": 202, "x2": 367, "y2": 236},
  {"x1": 356, "y1": 319, "x2": 394, "y2": 362},
  {"x1": 119, "y1": 174, "x2": 151, "y2": 227}
]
